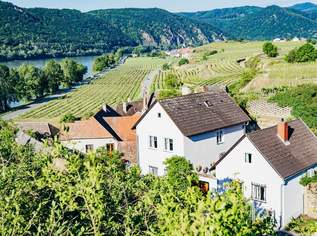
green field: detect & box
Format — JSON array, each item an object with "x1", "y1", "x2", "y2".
[
  {"x1": 19, "y1": 57, "x2": 166, "y2": 121},
  {"x1": 18, "y1": 41, "x2": 317, "y2": 122}
]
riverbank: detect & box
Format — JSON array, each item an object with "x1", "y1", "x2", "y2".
[{"x1": 1, "y1": 55, "x2": 129, "y2": 121}]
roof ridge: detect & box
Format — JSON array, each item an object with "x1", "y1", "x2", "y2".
[{"x1": 159, "y1": 90, "x2": 225, "y2": 102}]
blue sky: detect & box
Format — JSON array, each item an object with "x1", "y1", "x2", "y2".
[{"x1": 5, "y1": 0, "x2": 317, "y2": 12}]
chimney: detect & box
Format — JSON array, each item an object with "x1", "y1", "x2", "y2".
[
  {"x1": 123, "y1": 102, "x2": 128, "y2": 114},
  {"x1": 277, "y1": 119, "x2": 289, "y2": 143}
]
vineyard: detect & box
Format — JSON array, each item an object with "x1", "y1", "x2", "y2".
[
  {"x1": 20, "y1": 57, "x2": 166, "y2": 121},
  {"x1": 151, "y1": 59, "x2": 244, "y2": 92}
]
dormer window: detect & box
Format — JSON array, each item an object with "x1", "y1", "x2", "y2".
[{"x1": 204, "y1": 100, "x2": 212, "y2": 107}]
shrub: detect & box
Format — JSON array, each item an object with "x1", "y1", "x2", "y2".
[
  {"x1": 286, "y1": 216, "x2": 317, "y2": 234},
  {"x1": 162, "y1": 63, "x2": 170, "y2": 70},
  {"x1": 300, "y1": 174, "x2": 317, "y2": 186},
  {"x1": 263, "y1": 42, "x2": 278, "y2": 57},
  {"x1": 158, "y1": 89, "x2": 181, "y2": 99},
  {"x1": 60, "y1": 113, "x2": 78, "y2": 123},
  {"x1": 285, "y1": 43, "x2": 317, "y2": 63},
  {"x1": 270, "y1": 84, "x2": 317, "y2": 130},
  {"x1": 178, "y1": 58, "x2": 189, "y2": 66},
  {"x1": 164, "y1": 73, "x2": 180, "y2": 89}
]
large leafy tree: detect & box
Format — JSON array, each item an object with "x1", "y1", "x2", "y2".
[
  {"x1": 0, "y1": 65, "x2": 17, "y2": 112},
  {"x1": 61, "y1": 58, "x2": 87, "y2": 88},
  {"x1": 17, "y1": 64, "x2": 46, "y2": 100},
  {"x1": 43, "y1": 60, "x2": 64, "y2": 93}
]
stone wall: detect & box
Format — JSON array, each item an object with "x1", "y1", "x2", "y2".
[{"x1": 304, "y1": 183, "x2": 317, "y2": 219}]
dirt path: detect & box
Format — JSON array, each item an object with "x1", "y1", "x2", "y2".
[
  {"x1": 1, "y1": 56, "x2": 129, "y2": 121},
  {"x1": 141, "y1": 69, "x2": 160, "y2": 97}
]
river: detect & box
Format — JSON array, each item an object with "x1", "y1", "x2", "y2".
[
  {"x1": 1, "y1": 55, "x2": 97, "y2": 79},
  {"x1": 1, "y1": 55, "x2": 97, "y2": 108}
]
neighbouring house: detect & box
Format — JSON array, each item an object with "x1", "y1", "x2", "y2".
[
  {"x1": 133, "y1": 90, "x2": 250, "y2": 189},
  {"x1": 215, "y1": 119, "x2": 317, "y2": 228},
  {"x1": 15, "y1": 122, "x2": 59, "y2": 153},
  {"x1": 16, "y1": 122, "x2": 59, "y2": 139},
  {"x1": 60, "y1": 99, "x2": 151, "y2": 164}
]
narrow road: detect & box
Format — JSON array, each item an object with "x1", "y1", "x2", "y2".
[
  {"x1": 141, "y1": 69, "x2": 160, "y2": 97},
  {"x1": 1, "y1": 55, "x2": 129, "y2": 121}
]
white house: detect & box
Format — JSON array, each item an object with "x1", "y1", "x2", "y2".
[
  {"x1": 133, "y1": 91, "x2": 250, "y2": 189},
  {"x1": 215, "y1": 119, "x2": 317, "y2": 228}
]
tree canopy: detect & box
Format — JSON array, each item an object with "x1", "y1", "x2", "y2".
[
  {"x1": 263, "y1": 42, "x2": 278, "y2": 57},
  {"x1": 285, "y1": 43, "x2": 317, "y2": 63},
  {"x1": 0, "y1": 120, "x2": 277, "y2": 235}
]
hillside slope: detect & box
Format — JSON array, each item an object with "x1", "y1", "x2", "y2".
[
  {"x1": 0, "y1": 1, "x2": 224, "y2": 61},
  {"x1": 89, "y1": 8, "x2": 224, "y2": 48},
  {"x1": 182, "y1": 5, "x2": 317, "y2": 40}
]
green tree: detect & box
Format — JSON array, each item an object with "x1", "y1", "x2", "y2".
[
  {"x1": 164, "y1": 156, "x2": 198, "y2": 192},
  {"x1": 61, "y1": 58, "x2": 87, "y2": 88},
  {"x1": 93, "y1": 54, "x2": 116, "y2": 72},
  {"x1": 43, "y1": 60, "x2": 63, "y2": 93},
  {"x1": 263, "y1": 42, "x2": 278, "y2": 57},
  {"x1": 0, "y1": 65, "x2": 17, "y2": 112},
  {"x1": 165, "y1": 73, "x2": 180, "y2": 89},
  {"x1": 17, "y1": 64, "x2": 46, "y2": 99},
  {"x1": 286, "y1": 43, "x2": 317, "y2": 63}
]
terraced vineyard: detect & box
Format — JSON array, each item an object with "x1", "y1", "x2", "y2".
[
  {"x1": 20, "y1": 57, "x2": 166, "y2": 121},
  {"x1": 151, "y1": 59, "x2": 244, "y2": 92}
]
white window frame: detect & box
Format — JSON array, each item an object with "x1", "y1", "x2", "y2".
[
  {"x1": 216, "y1": 130, "x2": 224, "y2": 145},
  {"x1": 251, "y1": 183, "x2": 266, "y2": 203},
  {"x1": 149, "y1": 135, "x2": 158, "y2": 149},
  {"x1": 149, "y1": 166, "x2": 158, "y2": 176},
  {"x1": 245, "y1": 153, "x2": 252, "y2": 163},
  {"x1": 164, "y1": 138, "x2": 174, "y2": 152}
]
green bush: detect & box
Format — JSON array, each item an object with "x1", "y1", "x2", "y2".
[
  {"x1": 162, "y1": 63, "x2": 170, "y2": 70},
  {"x1": 300, "y1": 174, "x2": 317, "y2": 186},
  {"x1": 270, "y1": 84, "x2": 317, "y2": 130},
  {"x1": 158, "y1": 89, "x2": 181, "y2": 99},
  {"x1": 285, "y1": 43, "x2": 317, "y2": 63},
  {"x1": 263, "y1": 42, "x2": 278, "y2": 57},
  {"x1": 286, "y1": 216, "x2": 317, "y2": 234},
  {"x1": 60, "y1": 113, "x2": 78, "y2": 123},
  {"x1": 178, "y1": 58, "x2": 189, "y2": 66}
]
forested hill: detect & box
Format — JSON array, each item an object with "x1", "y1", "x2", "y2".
[
  {"x1": 88, "y1": 8, "x2": 223, "y2": 47},
  {"x1": 181, "y1": 4, "x2": 317, "y2": 40},
  {"x1": 0, "y1": 1, "x2": 224, "y2": 61}
]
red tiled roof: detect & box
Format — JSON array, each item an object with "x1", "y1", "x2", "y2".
[{"x1": 60, "y1": 118, "x2": 113, "y2": 141}]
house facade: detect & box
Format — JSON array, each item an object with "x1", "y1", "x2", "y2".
[
  {"x1": 134, "y1": 91, "x2": 250, "y2": 188},
  {"x1": 60, "y1": 100, "x2": 145, "y2": 164},
  {"x1": 215, "y1": 119, "x2": 317, "y2": 228}
]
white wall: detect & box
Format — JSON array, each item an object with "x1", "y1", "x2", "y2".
[
  {"x1": 136, "y1": 103, "x2": 184, "y2": 176},
  {"x1": 282, "y1": 167, "x2": 316, "y2": 226},
  {"x1": 184, "y1": 124, "x2": 245, "y2": 168},
  {"x1": 216, "y1": 137, "x2": 284, "y2": 226},
  {"x1": 61, "y1": 138, "x2": 117, "y2": 153}
]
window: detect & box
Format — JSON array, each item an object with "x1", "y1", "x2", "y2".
[
  {"x1": 198, "y1": 181, "x2": 210, "y2": 194},
  {"x1": 252, "y1": 183, "x2": 266, "y2": 202},
  {"x1": 158, "y1": 112, "x2": 161, "y2": 118},
  {"x1": 216, "y1": 130, "x2": 224, "y2": 144},
  {"x1": 85, "y1": 144, "x2": 94, "y2": 153},
  {"x1": 149, "y1": 136, "x2": 158, "y2": 149},
  {"x1": 106, "y1": 143, "x2": 114, "y2": 153},
  {"x1": 245, "y1": 153, "x2": 252, "y2": 163},
  {"x1": 164, "y1": 138, "x2": 174, "y2": 152},
  {"x1": 149, "y1": 166, "x2": 158, "y2": 176}
]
